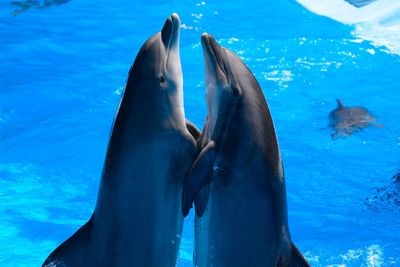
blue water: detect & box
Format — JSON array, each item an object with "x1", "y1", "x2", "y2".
[{"x1": 1, "y1": 0, "x2": 400, "y2": 266}]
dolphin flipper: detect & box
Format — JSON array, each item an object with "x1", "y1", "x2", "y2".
[
  {"x1": 185, "y1": 119, "x2": 201, "y2": 141},
  {"x1": 194, "y1": 184, "x2": 210, "y2": 217},
  {"x1": 182, "y1": 141, "x2": 216, "y2": 217}
]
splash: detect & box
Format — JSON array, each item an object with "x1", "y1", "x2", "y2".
[{"x1": 305, "y1": 244, "x2": 393, "y2": 266}]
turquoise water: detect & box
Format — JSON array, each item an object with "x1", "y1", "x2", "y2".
[{"x1": 1, "y1": 0, "x2": 400, "y2": 266}]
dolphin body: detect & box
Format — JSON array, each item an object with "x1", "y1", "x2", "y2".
[
  {"x1": 365, "y1": 170, "x2": 400, "y2": 211},
  {"x1": 182, "y1": 34, "x2": 309, "y2": 267},
  {"x1": 10, "y1": 0, "x2": 70, "y2": 16},
  {"x1": 43, "y1": 13, "x2": 199, "y2": 267},
  {"x1": 328, "y1": 99, "x2": 381, "y2": 139}
]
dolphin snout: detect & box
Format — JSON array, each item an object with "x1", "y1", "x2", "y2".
[
  {"x1": 201, "y1": 33, "x2": 220, "y2": 55},
  {"x1": 201, "y1": 32, "x2": 211, "y2": 43},
  {"x1": 201, "y1": 33, "x2": 213, "y2": 55},
  {"x1": 201, "y1": 33, "x2": 218, "y2": 70},
  {"x1": 171, "y1": 13, "x2": 180, "y2": 28},
  {"x1": 201, "y1": 33, "x2": 227, "y2": 84},
  {"x1": 161, "y1": 13, "x2": 180, "y2": 50}
]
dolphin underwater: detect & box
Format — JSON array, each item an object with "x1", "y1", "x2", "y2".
[
  {"x1": 10, "y1": 0, "x2": 70, "y2": 16},
  {"x1": 329, "y1": 99, "x2": 381, "y2": 139},
  {"x1": 43, "y1": 13, "x2": 199, "y2": 267},
  {"x1": 182, "y1": 34, "x2": 309, "y2": 267},
  {"x1": 365, "y1": 170, "x2": 400, "y2": 211}
]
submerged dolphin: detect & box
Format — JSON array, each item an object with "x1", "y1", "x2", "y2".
[
  {"x1": 329, "y1": 99, "x2": 381, "y2": 139},
  {"x1": 365, "y1": 170, "x2": 400, "y2": 211},
  {"x1": 10, "y1": 0, "x2": 69, "y2": 16},
  {"x1": 43, "y1": 13, "x2": 199, "y2": 267},
  {"x1": 182, "y1": 34, "x2": 309, "y2": 267}
]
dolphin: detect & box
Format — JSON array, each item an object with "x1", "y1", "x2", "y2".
[
  {"x1": 182, "y1": 33, "x2": 309, "y2": 267},
  {"x1": 365, "y1": 170, "x2": 400, "y2": 211},
  {"x1": 10, "y1": 0, "x2": 70, "y2": 16},
  {"x1": 43, "y1": 13, "x2": 199, "y2": 267},
  {"x1": 329, "y1": 99, "x2": 382, "y2": 139}
]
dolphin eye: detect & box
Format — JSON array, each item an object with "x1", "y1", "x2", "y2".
[
  {"x1": 158, "y1": 75, "x2": 165, "y2": 84},
  {"x1": 231, "y1": 87, "x2": 240, "y2": 98}
]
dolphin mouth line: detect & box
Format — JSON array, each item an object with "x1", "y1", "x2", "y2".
[
  {"x1": 165, "y1": 20, "x2": 173, "y2": 59},
  {"x1": 165, "y1": 13, "x2": 179, "y2": 68},
  {"x1": 201, "y1": 33, "x2": 228, "y2": 81}
]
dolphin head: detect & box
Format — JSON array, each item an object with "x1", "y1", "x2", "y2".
[
  {"x1": 201, "y1": 33, "x2": 261, "y2": 142},
  {"x1": 122, "y1": 13, "x2": 184, "y2": 128},
  {"x1": 131, "y1": 13, "x2": 182, "y2": 93},
  {"x1": 201, "y1": 33, "x2": 241, "y2": 112},
  {"x1": 201, "y1": 33, "x2": 239, "y2": 142},
  {"x1": 200, "y1": 33, "x2": 282, "y2": 175}
]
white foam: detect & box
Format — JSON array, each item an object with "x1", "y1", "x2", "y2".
[
  {"x1": 366, "y1": 48, "x2": 376, "y2": 55},
  {"x1": 366, "y1": 245, "x2": 384, "y2": 266},
  {"x1": 180, "y1": 24, "x2": 194, "y2": 30},
  {"x1": 353, "y1": 22, "x2": 400, "y2": 55},
  {"x1": 262, "y1": 69, "x2": 294, "y2": 90},
  {"x1": 113, "y1": 86, "x2": 123, "y2": 96},
  {"x1": 307, "y1": 244, "x2": 388, "y2": 266},
  {"x1": 297, "y1": 0, "x2": 400, "y2": 55}
]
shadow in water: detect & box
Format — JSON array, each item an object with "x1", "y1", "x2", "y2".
[{"x1": 10, "y1": 0, "x2": 70, "y2": 16}]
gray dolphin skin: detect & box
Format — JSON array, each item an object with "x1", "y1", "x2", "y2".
[
  {"x1": 182, "y1": 34, "x2": 309, "y2": 267},
  {"x1": 43, "y1": 13, "x2": 199, "y2": 267},
  {"x1": 329, "y1": 99, "x2": 381, "y2": 139}
]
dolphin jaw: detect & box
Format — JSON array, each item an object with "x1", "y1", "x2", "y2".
[
  {"x1": 201, "y1": 33, "x2": 228, "y2": 85},
  {"x1": 202, "y1": 34, "x2": 246, "y2": 118},
  {"x1": 162, "y1": 13, "x2": 180, "y2": 55},
  {"x1": 161, "y1": 14, "x2": 181, "y2": 90},
  {"x1": 201, "y1": 33, "x2": 245, "y2": 101}
]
